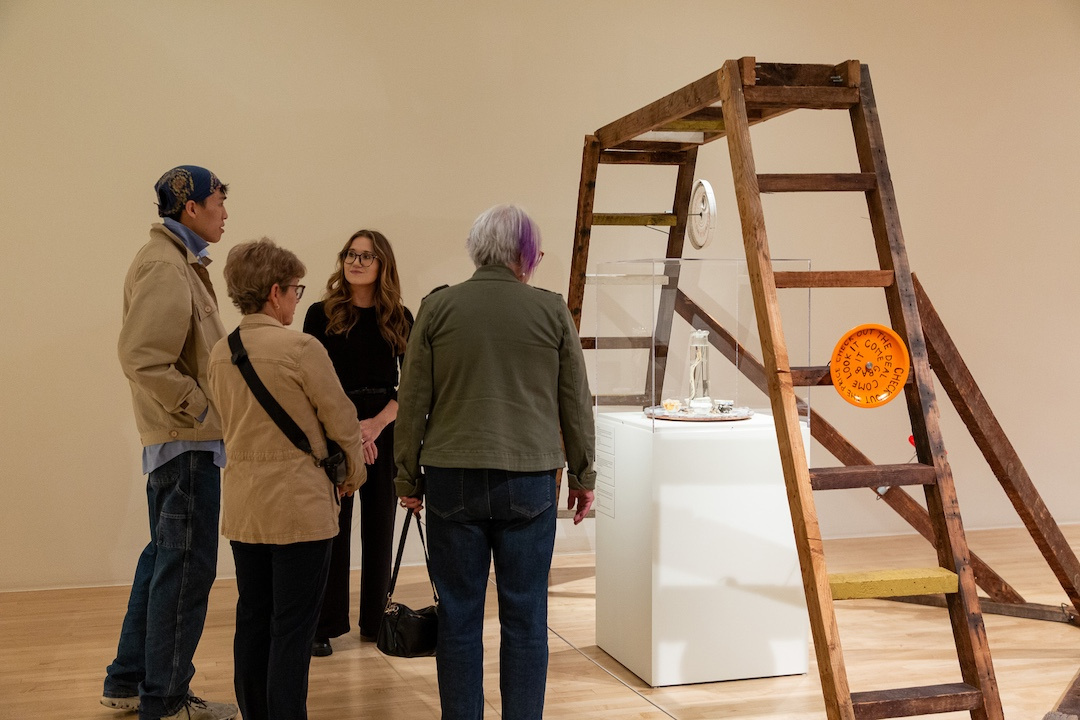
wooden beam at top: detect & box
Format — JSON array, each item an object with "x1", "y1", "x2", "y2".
[
  {"x1": 596, "y1": 69, "x2": 725, "y2": 149},
  {"x1": 832, "y1": 60, "x2": 861, "y2": 88},
  {"x1": 744, "y1": 85, "x2": 860, "y2": 110},
  {"x1": 596, "y1": 60, "x2": 861, "y2": 151},
  {"x1": 753, "y1": 61, "x2": 859, "y2": 87}
]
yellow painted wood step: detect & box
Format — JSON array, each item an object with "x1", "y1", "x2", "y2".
[
  {"x1": 829, "y1": 567, "x2": 958, "y2": 600},
  {"x1": 591, "y1": 212, "x2": 677, "y2": 226}
]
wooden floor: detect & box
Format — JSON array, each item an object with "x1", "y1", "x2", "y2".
[{"x1": 2, "y1": 525, "x2": 1078, "y2": 720}]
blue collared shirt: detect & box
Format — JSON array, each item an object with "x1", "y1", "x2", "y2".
[
  {"x1": 163, "y1": 217, "x2": 211, "y2": 265},
  {"x1": 142, "y1": 219, "x2": 226, "y2": 474}
]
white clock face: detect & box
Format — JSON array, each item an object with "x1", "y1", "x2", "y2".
[{"x1": 688, "y1": 179, "x2": 716, "y2": 249}]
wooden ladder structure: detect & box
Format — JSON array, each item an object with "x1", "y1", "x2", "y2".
[{"x1": 568, "y1": 58, "x2": 1012, "y2": 719}]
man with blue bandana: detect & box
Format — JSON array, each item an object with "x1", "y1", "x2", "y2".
[{"x1": 103, "y1": 166, "x2": 238, "y2": 720}]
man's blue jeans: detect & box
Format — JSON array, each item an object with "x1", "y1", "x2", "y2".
[
  {"x1": 423, "y1": 467, "x2": 557, "y2": 720},
  {"x1": 103, "y1": 451, "x2": 220, "y2": 720}
]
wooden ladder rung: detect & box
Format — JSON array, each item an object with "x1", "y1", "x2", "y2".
[
  {"x1": 585, "y1": 274, "x2": 670, "y2": 287},
  {"x1": 791, "y1": 366, "x2": 833, "y2": 386},
  {"x1": 830, "y1": 567, "x2": 958, "y2": 600},
  {"x1": 579, "y1": 336, "x2": 655, "y2": 350},
  {"x1": 658, "y1": 119, "x2": 726, "y2": 133},
  {"x1": 599, "y1": 150, "x2": 689, "y2": 165},
  {"x1": 594, "y1": 394, "x2": 649, "y2": 406},
  {"x1": 609, "y1": 139, "x2": 701, "y2": 152},
  {"x1": 850, "y1": 683, "x2": 982, "y2": 719},
  {"x1": 810, "y1": 463, "x2": 937, "y2": 490},
  {"x1": 657, "y1": 107, "x2": 727, "y2": 135},
  {"x1": 758, "y1": 173, "x2": 877, "y2": 193},
  {"x1": 791, "y1": 365, "x2": 912, "y2": 388},
  {"x1": 743, "y1": 85, "x2": 861, "y2": 109},
  {"x1": 592, "y1": 213, "x2": 677, "y2": 226},
  {"x1": 775, "y1": 270, "x2": 894, "y2": 288}
]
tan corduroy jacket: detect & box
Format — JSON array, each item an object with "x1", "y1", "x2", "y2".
[
  {"x1": 208, "y1": 314, "x2": 367, "y2": 544},
  {"x1": 118, "y1": 223, "x2": 225, "y2": 445}
]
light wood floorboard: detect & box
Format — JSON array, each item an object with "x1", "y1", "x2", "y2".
[{"x1": 2, "y1": 525, "x2": 1078, "y2": 719}]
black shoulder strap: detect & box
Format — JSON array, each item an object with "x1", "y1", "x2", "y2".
[
  {"x1": 386, "y1": 510, "x2": 438, "y2": 604},
  {"x1": 228, "y1": 327, "x2": 313, "y2": 456}
]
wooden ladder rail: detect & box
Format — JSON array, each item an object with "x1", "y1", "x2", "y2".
[
  {"x1": 1050, "y1": 667, "x2": 1080, "y2": 718},
  {"x1": 913, "y1": 273, "x2": 1080, "y2": 620},
  {"x1": 568, "y1": 136, "x2": 601, "y2": 332},
  {"x1": 718, "y1": 59, "x2": 853, "y2": 718},
  {"x1": 645, "y1": 146, "x2": 698, "y2": 406}
]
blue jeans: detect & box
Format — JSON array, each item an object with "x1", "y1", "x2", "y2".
[
  {"x1": 103, "y1": 451, "x2": 221, "y2": 720},
  {"x1": 423, "y1": 467, "x2": 557, "y2": 720},
  {"x1": 231, "y1": 539, "x2": 332, "y2": 720}
]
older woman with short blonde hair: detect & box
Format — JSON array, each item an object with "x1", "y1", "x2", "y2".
[{"x1": 208, "y1": 238, "x2": 366, "y2": 720}]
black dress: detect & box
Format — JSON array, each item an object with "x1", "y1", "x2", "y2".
[{"x1": 303, "y1": 301, "x2": 412, "y2": 639}]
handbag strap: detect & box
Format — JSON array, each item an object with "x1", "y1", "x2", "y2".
[
  {"x1": 228, "y1": 328, "x2": 321, "y2": 462},
  {"x1": 386, "y1": 510, "x2": 439, "y2": 604}
]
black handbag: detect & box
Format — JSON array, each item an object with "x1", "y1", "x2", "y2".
[
  {"x1": 228, "y1": 328, "x2": 347, "y2": 485},
  {"x1": 376, "y1": 510, "x2": 439, "y2": 657}
]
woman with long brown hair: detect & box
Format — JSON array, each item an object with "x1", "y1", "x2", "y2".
[{"x1": 303, "y1": 229, "x2": 412, "y2": 655}]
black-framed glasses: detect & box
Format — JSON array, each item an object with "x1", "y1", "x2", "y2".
[
  {"x1": 282, "y1": 284, "x2": 305, "y2": 300},
  {"x1": 342, "y1": 249, "x2": 379, "y2": 267}
]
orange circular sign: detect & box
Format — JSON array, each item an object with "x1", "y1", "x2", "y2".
[{"x1": 830, "y1": 324, "x2": 910, "y2": 408}]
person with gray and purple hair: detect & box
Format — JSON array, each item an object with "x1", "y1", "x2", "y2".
[{"x1": 394, "y1": 203, "x2": 596, "y2": 720}]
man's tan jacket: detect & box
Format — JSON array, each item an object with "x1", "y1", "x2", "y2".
[
  {"x1": 118, "y1": 223, "x2": 225, "y2": 446},
  {"x1": 208, "y1": 313, "x2": 366, "y2": 544}
]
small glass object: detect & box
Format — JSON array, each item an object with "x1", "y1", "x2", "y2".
[{"x1": 687, "y1": 329, "x2": 712, "y2": 414}]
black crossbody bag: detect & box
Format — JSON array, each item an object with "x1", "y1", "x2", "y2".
[{"x1": 227, "y1": 328, "x2": 347, "y2": 486}]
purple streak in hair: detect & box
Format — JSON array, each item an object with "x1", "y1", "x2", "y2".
[{"x1": 519, "y1": 214, "x2": 541, "y2": 274}]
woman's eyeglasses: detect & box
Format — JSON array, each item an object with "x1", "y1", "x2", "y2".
[
  {"x1": 282, "y1": 284, "x2": 305, "y2": 300},
  {"x1": 342, "y1": 250, "x2": 379, "y2": 267}
]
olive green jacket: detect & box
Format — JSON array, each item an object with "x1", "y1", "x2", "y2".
[{"x1": 394, "y1": 265, "x2": 596, "y2": 497}]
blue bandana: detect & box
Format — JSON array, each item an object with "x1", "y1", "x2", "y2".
[{"x1": 154, "y1": 165, "x2": 224, "y2": 218}]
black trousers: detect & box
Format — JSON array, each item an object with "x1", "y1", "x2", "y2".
[
  {"x1": 316, "y1": 394, "x2": 397, "y2": 639},
  {"x1": 231, "y1": 538, "x2": 332, "y2": 720}
]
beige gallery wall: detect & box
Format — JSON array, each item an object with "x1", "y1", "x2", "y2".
[{"x1": 1, "y1": 1, "x2": 1077, "y2": 591}]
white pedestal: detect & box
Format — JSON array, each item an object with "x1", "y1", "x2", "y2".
[{"x1": 594, "y1": 411, "x2": 809, "y2": 687}]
